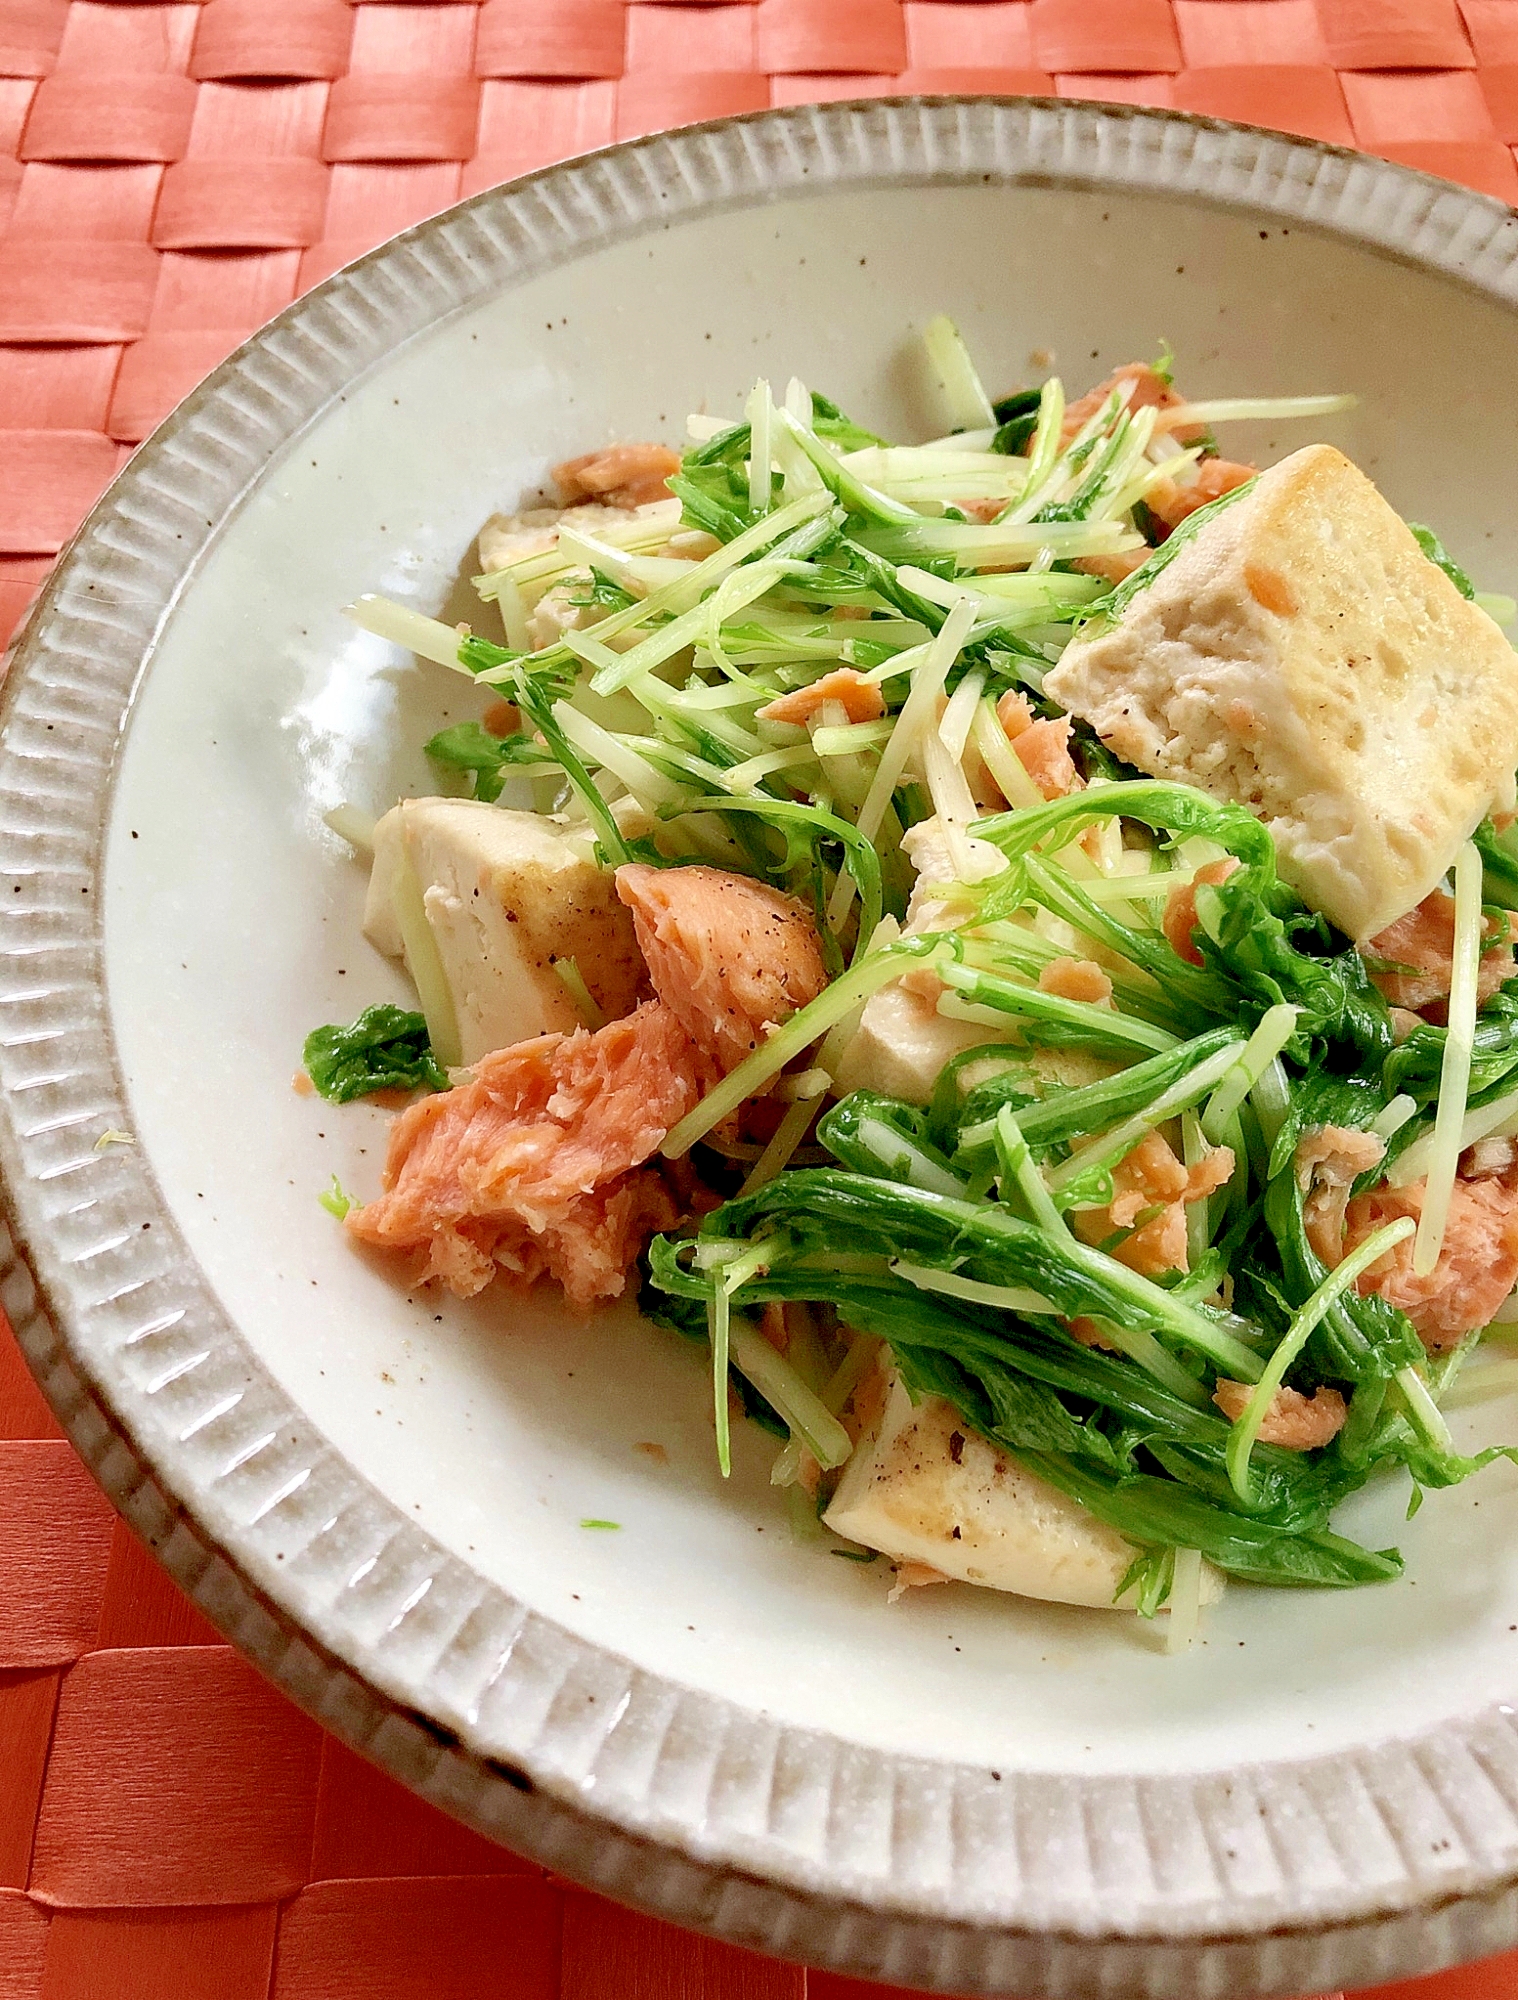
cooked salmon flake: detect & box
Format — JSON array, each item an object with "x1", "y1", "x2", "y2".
[
  {"x1": 757, "y1": 669, "x2": 886, "y2": 727},
  {"x1": 1071, "y1": 551, "x2": 1147, "y2": 585},
  {"x1": 1147, "y1": 458, "x2": 1257, "y2": 534},
  {"x1": 481, "y1": 698, "x2": 520, "y2": 738},
  {"x1": 345, "y1": 1000, "x2": 712, "y2": 1308},
  {"x1": 1071, "y1": 1129, "x2": 1234, "y2": 1277},
  {"x1": 1162, "y1": 856, "x2": 1241, "y2": 967},
  {"x1": 996, "y1": 690, "x2": 1082, "y2": 800},
  {"x1": 760, "y1": 1301, "x2": 790, "y2": 1355},
  {"x1": 1067, "y1": 1315, "x2": 1118, "y2": 1352},
  {"x1": 1296, "y1": 1123, "x2": 1388, "y2": 1268},
  {"x1": 1365, "y1": 889, "x2": 1516, "y2": 1017},
  {"x1": 1059, "y1": 362, "x2": 1196, "y2": 446},
  {"x1": 615, "y1": 862, "x2": 829, "y2": 1073},
  {"x1": 552, "y1": 444, "x2": 676, "y2": 512},
  {"x1": 887, "y1": 1561, "x2": 951, "y2": 1603},
  {"x1": 1212, "y1": 1379, "x2": 1348, "y2": 1450},
  {"x1": 552, "y1": 442, "x2": 681, "y2": 510},
  {"x1": 1038, "y1": 956, "x2": 1113, "y2": 1006},
  {"x1": 1341, "y1": 1175, "x2": 1518, "y2": 1350}
]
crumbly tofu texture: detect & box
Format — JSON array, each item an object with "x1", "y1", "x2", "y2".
[
  {"x1": 1044, "y1": 445, "x2": 1518, "y2": 941},
  {"x1": 364, "y1": 798, "x2": 645, "y2": 1063},
  {"x1": 824, "y1": 1365, "x2": 1221, "y2": 1610},
  {"x1": 476, "y1": 500, "x2": 659, "y2": 575}
]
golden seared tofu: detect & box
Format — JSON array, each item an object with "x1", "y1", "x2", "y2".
[
  {"x1": 364, "y1": 798, "x2": 644, "y2": 1063},
  {"x1": 1044, "y1": 445, "x2": 1518, "y2": 940},
  {"x1": 823, "y1": 1364, "x2": 1216, "y2": 1610}
]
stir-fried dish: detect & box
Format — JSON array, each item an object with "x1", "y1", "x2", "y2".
[{"x1": 310, "y1": 322, "x2": 1518, "y2": 1643}]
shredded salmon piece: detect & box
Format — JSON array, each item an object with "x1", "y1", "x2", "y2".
[
  {"x1": 1146, "y1": 458, "x2": 1256, "y2": 532},
  {"x1": 615, "y1": 862, "x2": 829, "y2": 1074},
  {"x1": 887, "y1": 1561, "x2": 950, "y2": 1603},
  {"x1": 996, "y1": 690, "x2": 1082, "y2": 800},
  {"x1": 757, "y1": 669, "x2": 886, "y2": 727},
  {"x1": 760, "y1": 1301, "x2": 790, "y2": 1355},
  {"x1": 345, "y1": 1000, "x2": 711, "y2": 1308},
  {"x1": 1342, "y1": 1175, "x2": 1518, "y2": 1351},
  {"x1": 1067, "y1": 1316, "x2": 1117, "y2": 1352},
  {"x1": 1060, "y1": 362, "x2": 1196, "y2": 446},
  {"x1": 1071, "y1": 551, "x2": 1148, "y2": 585},
  {"x1": 1163, "y1": 857, "x2": 1241, "y2": 967},
  {"x1": 1038, "y1": 956, "x2": 1113, "y2": 1006},
  {"x1": 1073, "y1": 1129, "x2": 1235, "y2": 1277},
  {"x1": 1365, "y1": 890, "x2": 1516, "y2": 1017},
  {"x1": 1296, "y1": 1124, "x2": 1388, "y2": 1268},
  {"x1": 1212, "y1": 1379, "x2": 1348, "y2": 1450},
  {"x1": 553, "y1": 443, "x2": 680, "y2": 510},
  {"x1": 1108, "y1": 1131, "x2": 1187, "y2": 1225}
]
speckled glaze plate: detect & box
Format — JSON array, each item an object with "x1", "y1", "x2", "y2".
[{"x1": 7, "y1": 99, "x2": 1518, "y2": 2000}]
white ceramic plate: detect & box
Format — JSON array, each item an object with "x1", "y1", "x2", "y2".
[{"x1": 8, "y1": 99, "x2": 1518, "y2": 1999}]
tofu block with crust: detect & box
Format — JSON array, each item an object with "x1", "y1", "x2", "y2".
[
  {"x1": 1043, "y1": 446, "x2": 1518, "y2": 941},
  {"x1": 825, "y1": 1366, "x2": 1170, "y2": 1609},
  {"x1": 364, "y1": 799, "x2": 645, "y2": 1062}
]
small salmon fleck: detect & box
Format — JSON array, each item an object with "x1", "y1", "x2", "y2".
[
  {"x1": 553, "y1": 442, "x2": 681, "y2": 510},
  {"x1": 760, "y1": 1301, "x2": 790, "y2": 1355},
  {"x1": 997, "y1": 690, "x2": 1081, "y2": 800},
  {"x1": 1163, "y1": 857, "x2": 1240, "y2": 967},
  {"x1": 1071, "y1": 551, "x2": 1147, "y2": 585},
  {"x1": 1146, "y1": 458, "x2": 1256, "y2": 532},
  {"x1": 758, "y1": 668, "x2": 886, "y2": 727},
  {"x1": 1073, "y1": 1130, "x2": 1234, "y2": 1277},
  {"x1": 1038, "y1": 956, "x2": 1113, "y2": 1006},
  {"x1": 482, "y1": 699, "x2": 521, "y2": 737},
  {"x1": 887, "y1": 1561, "x2": 951, "y2": 1602},
  {"x1": 1213, "y1": 1380, "x2": 1347, "y2": 1451},
  {"x1": 1060, "y1": 363, "x2": 1195, "y2": 445}
]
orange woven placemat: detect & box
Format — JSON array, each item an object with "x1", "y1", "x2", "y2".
[{"x1": 4, "y1": 5, "x2": 1518, "y2": 1996}]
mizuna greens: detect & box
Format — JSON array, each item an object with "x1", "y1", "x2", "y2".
[
  {"x1": 333, "y1": 320, "x2": 1518, "y2": 1634},
  {"x1": 304, "y1": 1004, "x2": 449, "y2": 1103}
]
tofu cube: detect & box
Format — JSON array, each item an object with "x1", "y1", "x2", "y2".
[
  {"x1": 364, "y1": 798, "x2": 644, "y2": 1062},
  {"x1": 831, "y1": 814, "x2": 1117, "y2": 1103},
  {"x1": 1044, "y1": 446, "x2": 1518, "y2": 940},
  {"x1": 832, "y1": 979, "x2": 994, "y2": 1104},
  {"x1": 825, "y1": 1365, "x2": 1192, "y2": 1610}
]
